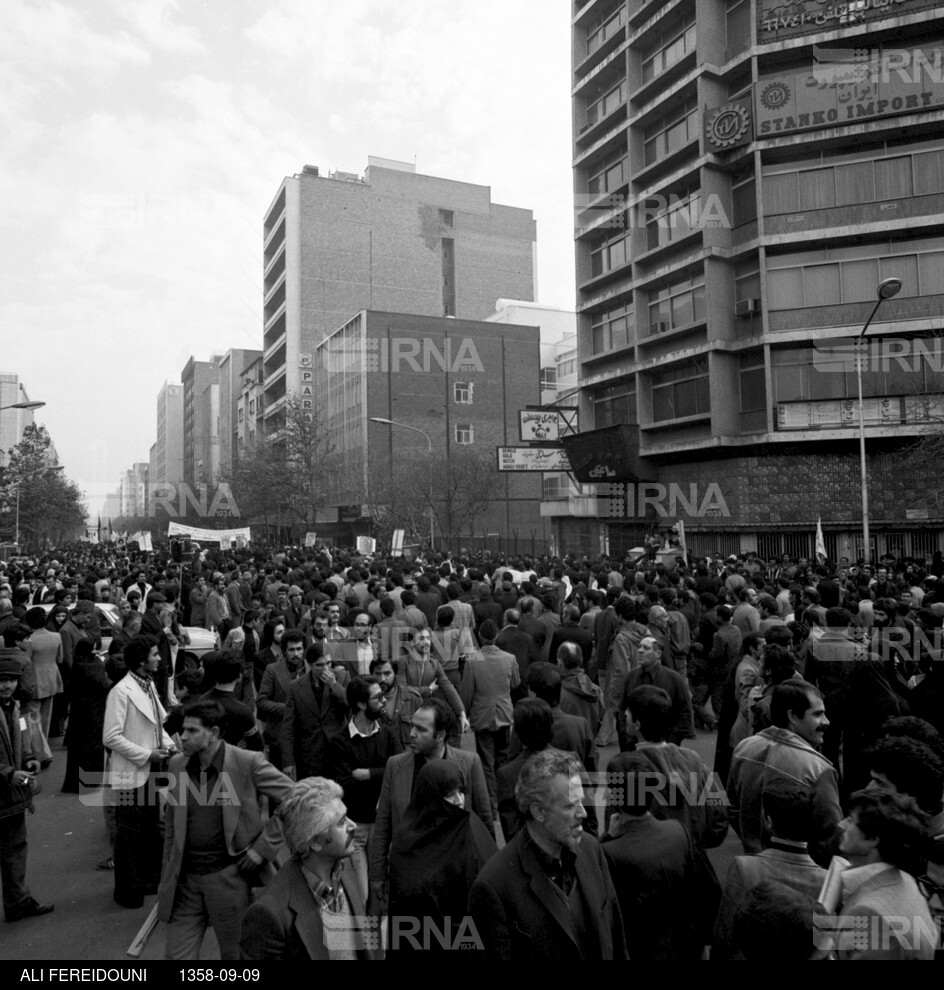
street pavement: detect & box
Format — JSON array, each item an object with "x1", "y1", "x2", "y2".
[{"x1": 4, "y1": 727, "x2": 738, "y2": 961}]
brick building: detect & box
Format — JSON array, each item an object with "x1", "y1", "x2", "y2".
[
  {"x1": 312, "y1": 310, "x2": 546, "y2": 549},
  {"x1": 570, "y1": 0, "x2": 944, "y2": 560},
  {"x1": 261, "y1": 157, "x2": 536, "y2": 434}
]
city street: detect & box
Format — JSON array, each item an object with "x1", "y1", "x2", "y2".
[{"x1": 4, "y1": 729, "x2": 738, "y2": 961}]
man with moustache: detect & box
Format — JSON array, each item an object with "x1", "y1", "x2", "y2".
[
  {"x1": 369, "y1": 658, "x2": 421, "y2": 749},
  {"x1": 328, "y1": 677, "x2": 401, "y2": 902},
  {"x1": 727, "y1": 682, "x2": 841, "y2": 864},
  {"x1": 158, "y1": 700, "x2": 292, "y2": 960},
  {"x1": 240, "y1": 777, "x2": 381, "y2": 960},
  {"x1": 469, "y1": 748, "x2": 626, "y2": 960},
  {"x1": 368, "y1": 697, "x2": 491, "y2": 916}
]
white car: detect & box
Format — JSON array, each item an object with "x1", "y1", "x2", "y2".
[{"x1": 41, "y1": 602, "x2": 218, "y2": 666}]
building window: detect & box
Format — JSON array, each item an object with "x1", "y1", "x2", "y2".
[
  {"x1": 726, "y1": 0, "x2": 751, "y2": 55},
  {"x1": 454, "y1": 381, "x2": 473, "y2": 404},
  {"x1": 645, "y1": 190, "x2": 699, "y2": 251},
  {"x1": 651, "y1": 358, "x2": 710, "y2": 422},
  {"x1": 541, "y1": 367, "x2": 558, "y2": 392},
  {"x1": 643, "y1": 96, "x2": 698, "y2": 167},
  {"x1": 732, "y1": 176, "x2": 757, "y2": 227},
  {"x1": 454, "y1": 423, "x2": 473, "y2": 445},
  {"x1": 762, "y1": 142, "x2": 944, "y2": 217},
  {"x1": 739, "y1": 353, "x2": 767, "y2": 433},
  {"x1": 766, "y1": 237, "x2": 939, "y2": 310},
  {"x1": 585, "y1": 4, "x2": 626, "y2": 57},
  {"x1": 439, "y1": 209, "x2": 454, "y2": 227},
  {"x1": 585, "y1": 75, "x2": 626, "y2": 130},
  {"x1": 543, "y1": 475, "x2": 569, "y2": 499},
  {"x1": 238, "y1": 409, "x2": 244, "y2": 423},
  {"x1": 641, "y1": 13, "x2": 696, "y2": 84},
  {"x1": 249, "y1": 400, "x2": 255, "y2": 414},
  {"x1": 442, "y1": 237, "x2": 456, "y2": 317},
  {"x1": 589, "y1": 218, "x2": 629, "y2": 277},
  {"x1": 590, "y1": 301, "x2": 633, "y2": 355},
  {"x1": 646, "y1": 271, "x2": 706, "y2": 334},
  {"x1": 587, "y1": 143, "x2": 629, "y2": 198},
  {"x1": 735, "y1": 258, "x2": 761, "y2": 303},
  {"x1": 558, "y1": 356, "x2": 577, "y2": 379},
  {"x1": 592, "y1": 382, "x2": 637, "y2": 428}
]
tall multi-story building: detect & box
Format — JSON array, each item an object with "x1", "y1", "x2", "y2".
[
  {"x1": 0, "y1": 374, "x2": 38, "y2": 465},
  {"x1": 572, "y1": 0, "x2": 944, "y2": 560},
  {"x1": 181, "y1": 356, "x2": 222, "y2": 487},
  {"x1": 153, "y1": 382, "x2": 184, "y2": 490},
  {"x1": 236, "y1": 355, "x2": 264, "y2": 464},
  {"x1": 118, "y1": 462, "x2": 149, "y2": 519},
  {"x1": 218, "y1": 348, "x2": 262, "y2": 480},
  {"x1": 312, "y1": 310, "x2": 545, "y2": 548},
  {"x1": 261, "y1": 158, "x2": 537, "y2": 433}
]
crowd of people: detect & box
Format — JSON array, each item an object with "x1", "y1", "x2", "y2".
[{"x1": 0, "y1": 539, "x2": 943, "y2": 959}]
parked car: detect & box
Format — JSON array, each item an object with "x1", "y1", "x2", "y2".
[{"x1": 41, "y1": 602, "x2": 217, "y2": 667}]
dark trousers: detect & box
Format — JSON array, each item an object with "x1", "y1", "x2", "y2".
[
  {"x1": 114, "y1": 786, "x2": 163, "y2": 908},
  {"x1": 474, "y1": 727, "x2": 510, "y2": 814},
  {"x1": 0, "y1": 813, "x2": 31, "y2": 917}
]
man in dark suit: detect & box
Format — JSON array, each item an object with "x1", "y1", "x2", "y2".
[
  {"x1": 517, "y1": 599, "x2": 546, "y2": 656},
  {"x1": 367, "y1": 697, "x2": 492, "y2": 913},
  {"x1": 240, "y1": 777, "x2": 382, "y2": 960},
  {"x1": 158, "y1": 700, "x2": 293, "y2": 959},
  {"x1": 549, "y1": 606, "x2": 593, "y2": 669},
  {"x1": 282, "y1": 644, "x2": 350, "y2": 781},
  {"x1": 618, "y1": 636, "x2": 694, "y2": 748},
  {"x1": 256, "y1": 630, "x2": 307, "y2": 769},
  {"x1": 521, "y1": 662, "x2": 596, "y2": 773},
  {"x1": 601, "y1": 751, "x2": 711, "y2": 962},
  {"x1": 469, "y1": 748, "x2": 626, "y2": 960},
  {"x1": 495, "y1": 610, "x2": 539, "y2": 700}
]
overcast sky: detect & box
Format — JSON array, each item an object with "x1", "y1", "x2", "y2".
[{"x1": 0, "y1": 0, "x2": 574, "y2": 517}]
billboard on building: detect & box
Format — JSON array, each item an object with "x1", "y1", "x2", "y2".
[
  {"x1": 757, "y1": 0, "x2": 940, "y2": 43},
  {"x1": 756, "y1": 43, "x2": 944, "y2": 136},
  {"x1": 496, "y1": 446, "x2": 571, "y2": 472}
]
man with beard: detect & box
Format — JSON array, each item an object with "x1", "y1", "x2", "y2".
[
  {"x1": 256, "y1": 631, "x2": 307, "y2": 770},
  {"x1": 158, "y1": 700, "x2": 292, "y2": 960},
  {"x1": 368, "y1": 658, "x2": 421, "y2": 749},
  {"x1": 368, "y1": 697, "x2": 491, "y2": 916},
  {"x1": 328, "y1": 676, "x2": 402, "y2": 902}
]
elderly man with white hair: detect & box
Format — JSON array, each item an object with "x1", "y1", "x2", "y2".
[{"x1": 239, "y1": 777, "x2": 382, "y2": 961}]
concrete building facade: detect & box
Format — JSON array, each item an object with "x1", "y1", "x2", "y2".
[
  {"x1": 181, "y1": 356, "x2": 222, "y2": 488},
  {"x1": 312, "y1": 310, "x2": 546, "y2": 550},
  {"x1": 218, "y1": 348, "x2": 262, "y2": 480},
  {"x1": 0, "y1": 374, "x2": 37, "y2": 466},
  {"x1": 261, "y1": 158, "x2": 537, "y2": 435},
  {"x1": 571, "y1": 0, "x2": 944, "y2": 559},
  {"x1": 153, "y1": 382, "x2": 184, "y2": 489}
]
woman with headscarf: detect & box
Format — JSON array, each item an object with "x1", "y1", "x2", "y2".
[
  {"x1": 386, "y1": 759, "x2": 497, "y2": 955},
  {"x1": 45, "y1": 603, "x2": 69, "y2": 633},
  {"x1": 61, "y1": 640, "x2": 111, "y2": 794}
]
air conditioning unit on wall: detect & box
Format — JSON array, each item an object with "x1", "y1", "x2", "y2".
[{"x1": 735, "y1": 298, "x2": 761, "y2": 317}]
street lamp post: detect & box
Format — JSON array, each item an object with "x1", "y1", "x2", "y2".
[
  {"x1": 856, "y1": 277, "x2": 902, "y2": 567},
  {"x1": 369, "y1": 417, "x2": 435, "y2": 552}
]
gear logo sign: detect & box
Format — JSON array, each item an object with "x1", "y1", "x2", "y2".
[
  {"x1": 760, "y1": 81, "x2": 791, "y2": 111},
  {"x1": 706, "y1": 104, "x2": 750, "y2": 150}
]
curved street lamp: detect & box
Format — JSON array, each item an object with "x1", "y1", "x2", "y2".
[
  {"x1": 857, "y1": 276, "x2": 902, "y2": 566},
  {"x1": 370, "y1": 417, "x2": 435, "y2": 551}
]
